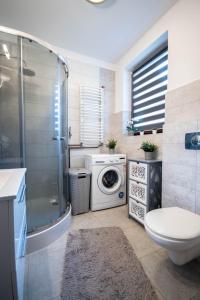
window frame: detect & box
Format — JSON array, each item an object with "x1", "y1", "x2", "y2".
[{"x1": 131, "y1": 44, "x2": 168, "y2": 132}]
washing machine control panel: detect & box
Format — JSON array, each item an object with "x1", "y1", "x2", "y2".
[
  {"x1": 95, "y1": 158, "x2": 126, "y2": 164},
  {"x1": 90, "y1": 155, "x2": 126, "y2": 165},
  {"x1": 109, "y1": 159, "x2": 119, "y2": 163},
  {"x1": 109, "y1": 157, "x2": 126, "y2": 164}
]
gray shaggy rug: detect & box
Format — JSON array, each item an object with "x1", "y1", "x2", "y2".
[{"x1": 61, "y1": 227, "x2": 157, "y2": 300}]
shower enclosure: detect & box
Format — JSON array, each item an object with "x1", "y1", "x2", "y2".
[{"x1": 0, "y1": 29, "x2": 70, "y2": 235}]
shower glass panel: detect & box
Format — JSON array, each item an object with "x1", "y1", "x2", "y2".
[
  {"x1": 22, "y1": 38, "x2": 68, "y2": 232},
  {"x1": 0, "y1": 30, "x2": 69, "y2": 234},
  {"x1": 0, "y1": 33, "x2": 22, "y2": 168}
]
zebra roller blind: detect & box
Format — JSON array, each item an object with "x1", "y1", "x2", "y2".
[
  {"x1": 132, "y1": 47, "x2": 168, "y2": 131},
  {"x1": 80, "y1": 85, "x2": 104, "y2": 146}
]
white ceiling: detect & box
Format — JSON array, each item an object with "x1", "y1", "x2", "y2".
[{"x1": 0, "y1": 0, "x2": 177, "y2": 63}]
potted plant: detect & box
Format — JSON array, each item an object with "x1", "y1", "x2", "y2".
[
  {"x1": 140, "y1": 141, "x2": 158, "y2": 160},
  {"x1": 126, "y1": 120, "x2": 138, "y2": 135},
  {"x1": 106, "y1": 138, "x2": 117, "y2": 154}
]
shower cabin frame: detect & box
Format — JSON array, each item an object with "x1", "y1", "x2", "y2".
[{"x1": 0, "y1": 26, "x2": 71, "y2": 253}]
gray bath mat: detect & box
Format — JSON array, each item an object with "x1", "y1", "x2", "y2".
[{"x1": 61, "y1": 227, "x2": 157, "y2": 300}]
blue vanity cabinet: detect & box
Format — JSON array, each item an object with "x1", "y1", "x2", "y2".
[{"x1": 0, "y1": 169, "x2": 27, "y2": 300}]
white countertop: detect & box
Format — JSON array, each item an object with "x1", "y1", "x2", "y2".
[{"x1": 0, "y1": 168, "x2": 26, "y2": 201}]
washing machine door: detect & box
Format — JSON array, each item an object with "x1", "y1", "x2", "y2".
[{"x1": 98, "y1": 166, "x2": 123, "y2": 195}]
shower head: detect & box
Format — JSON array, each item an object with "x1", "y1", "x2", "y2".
[
  {"x1": 0, "y1": 53, "x2": 36, "y2": 77},
  {"x1": 23, "y1": 68, "x2": 35, "y2": 77}
]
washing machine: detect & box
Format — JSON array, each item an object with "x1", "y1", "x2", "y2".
[{"x1": 85, "y1": 154, "x2": 126, "y2": 211}]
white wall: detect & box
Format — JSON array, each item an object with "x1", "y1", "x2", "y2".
[
  {"x1": 59, "y1": 48, "x2": 115, "y2": 168},
  {"x1": 67, "y1": 60, "x2": 115, "y2": 167},
  {"x1": 67, "y1": 58, "x2": 101, "y2": 145},
  {"x1": 115, "y1": 0, "x2": 200, "y2": 112},
  {"x1": 67, "y1": 59, "x2": 102, "y2": 168}
]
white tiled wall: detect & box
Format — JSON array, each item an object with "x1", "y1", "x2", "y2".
[
  {"x1": 68, "y1": 58, "x2": 101, "y2": 146},
  {"x1": 162, "y1": 79, "x2": 200, "y2": 214},
  {"x1": 67, "y1": 58, "x2": 115, "y2": 168},
  {"x1": 69, "y1": 148, "x2": 100, "y2": 168}
]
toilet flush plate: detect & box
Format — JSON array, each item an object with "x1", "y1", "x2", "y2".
[{"x1": 185, "y1": 132, "x2": 200, "y2": 150}]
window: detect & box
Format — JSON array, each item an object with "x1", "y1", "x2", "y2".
[
  {"x1": 131, "y1": 47, "x2": 168, "y2": 131},
  {"x1": 80, "y1": 85, "x2": 104, "y2": 146}
]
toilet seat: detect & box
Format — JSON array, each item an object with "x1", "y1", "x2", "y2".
[
  {"x1": 145, "y1": 207, "x2": 200, "y2": 265},
  {"x1": 145, "y1": 207, "x2": 200, "y2": 241}
]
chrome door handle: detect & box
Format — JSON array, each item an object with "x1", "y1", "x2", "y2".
[
  {"x1": 60, "y1": 137, "x2": 66, "y2": 141},
  {"x1": 52, "y1": 137, "x2": 58, "y2": 141}
]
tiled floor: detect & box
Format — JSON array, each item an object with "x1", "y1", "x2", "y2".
[{"x1": 25, "y1": 205, "x2": 200, "y2": 300}]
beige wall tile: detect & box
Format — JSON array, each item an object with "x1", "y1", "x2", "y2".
[
  {"x1": 162, "y1": 79, "x2": 200, "y2": 213},
  {"x1": 162, "y1": 182, "x2": 196, "y2": 212},
  {"x1": 162, "y1": 143, "x2": 196, "y2": 166},
  {"x1": 163, "y1": 163, "x2": 196, "y2": 190},
  {"x1": 163, "y1": 121, "x2": 197, "y2": 144},
  {"x1": 70, "y1": 148, "x2": 100, "y2": 168},
  {"x1": 165, "y1": 80, "x2": 200, "y2": 110},
  {"x1": 166, "y1": 99, "x2": 200, "y2": 124},
  {"x1": 196, "y1": 168, "x2": 200, "y2": 214}
]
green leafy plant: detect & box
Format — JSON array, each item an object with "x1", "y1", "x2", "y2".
[
  {"x1": 140, "y1": 141, "x2": 158, "y2": 152},
  {"x1": 106, "y1": 138, "x2": 117, "y2": 150}
]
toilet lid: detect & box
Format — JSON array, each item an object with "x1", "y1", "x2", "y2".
[{"x1": 145, "y1": 207, "x2": 200, "y2": 240}]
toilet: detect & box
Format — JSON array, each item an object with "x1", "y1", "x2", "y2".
[{"x1": 144, "y1": 207, "x2": 200, "y2": 265}]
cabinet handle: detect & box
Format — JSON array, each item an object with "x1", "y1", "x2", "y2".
[{"x1": 21, "y1": 225, "x2": 27, "y2": 257}]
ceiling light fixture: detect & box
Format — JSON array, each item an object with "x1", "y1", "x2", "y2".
[{"x1": 87, "y1": 0, "x2": 105, "y2": 4}]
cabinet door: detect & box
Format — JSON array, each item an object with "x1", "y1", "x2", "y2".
[
  {"x1": 129, "y1": 180, "x2": 147, "y2": 205},
  {"x1": 16, "y1": 221, "x2": 27, "y2": 300},
  {"x1": 129, "y1": 161, "x2": 148, "y2": 184},
  {"x1": 16, "y1": 256, "x2": 25, "y2": 300}
]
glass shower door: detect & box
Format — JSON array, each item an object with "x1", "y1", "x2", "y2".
[
  {"x1": 59, "y1": 61, "x2": 69, "y2": 215},
  {"x1": 22, "y1": 38, "x2": 67, "y2": 232}
]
